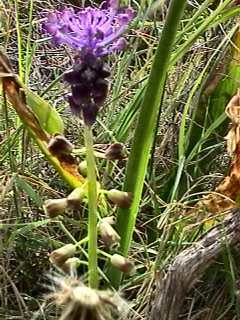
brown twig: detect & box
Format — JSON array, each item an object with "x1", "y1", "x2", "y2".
[{"x1": 151, "y1": 208, "x2": 240, "y2": 320}]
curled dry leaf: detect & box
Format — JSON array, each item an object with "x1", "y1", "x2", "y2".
[
  {"x1": 0, "y1": 51, "x2": 84, "y2": 187},
  {"x1": 225, "y1": 90, "x2": 240, "y2": 154},
  {"x1": 0, "y1": 52, "x2": 50, "y2": 142},
  {"x1": 195, "y1": 90, "x2": 240, "y2": 215}
]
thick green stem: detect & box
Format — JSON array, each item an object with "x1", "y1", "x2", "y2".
[
  {"x1": 84, "y1": 125, "x2": 98, "y2": 288},
  {"x1": 108, "y1": 0, "x2": 187, "y2": 288}
]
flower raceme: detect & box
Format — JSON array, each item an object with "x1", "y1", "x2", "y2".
[{"x1": 42, "y1": 0, "x2": 133, "y2": 125}]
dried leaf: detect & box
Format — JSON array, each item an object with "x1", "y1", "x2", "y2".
[
  {"x1": 194, "y1": 90, "x2": 240, "y2": 216},
  {"x1": 0, "y1": 51, "x2": 84, "y2": 187}
]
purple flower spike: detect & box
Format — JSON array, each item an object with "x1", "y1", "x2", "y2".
[
  {"x1": 42, "y1": 1, "x2": 133, "y2": 125},
  {"x1": 42, "y1": 0, "x2": 134, "y2": 57}
]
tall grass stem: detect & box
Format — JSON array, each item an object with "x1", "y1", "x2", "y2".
[{"x1": 108, "y1": 0, "x2": 187, "y2": 288}]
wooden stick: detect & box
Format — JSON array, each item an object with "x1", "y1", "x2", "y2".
[{"x1": 151, "y1": 208, "x2": 240, "y2": 320}]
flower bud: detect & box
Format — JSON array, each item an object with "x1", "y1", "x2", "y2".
[
  {"x1": 107, "y1": 189, "x2": 132, "y2": 208},
  {"x1": 98, "y1": 62, "x2": 111, "y2": 78},
  {"x1": 67, "y1": 94, "x2": 81, "y2": 114},
  {"x1": 105, "y1": 143, "x2": 127, "y2": 160},
  {"x1": 110, "y1": 254, "x2": 135, "y2": 274},
  {"x1": 71, "y1": 83, "x2": 92, "y2": 104},
  {"x1": 92, "y1": 78, "x2": 108, "y2": 106},
  {"x1": 61, "y1": 257, "x2": 81, "y2": 273},
  {"x1": 81, "y1": 67, "x2": 97, "y2": 83},
  {"x1": 49, "y1": 244, "x2": 76, "y2": 267},
  {"x1": 48, "y1": 134, "x2": 73, "y2": 156},
  {"x1": 98, "y1": 220, "x2": 120, "y2": 247},
  {"x1": 43, "y1": 198, "x2": 68, "y2": 218},
  {"x1": 63, "y1": 68, "x2": 83, "y2": 84},
  {"x1": 67, "y1": 187, "x2": 86, "y2": 209},
  {"x1": 79, "y1": 160, "x2": 87, "y2": 176},
  {"x1": 82, "y1": 102, "x2": 99, "y2": 126}
]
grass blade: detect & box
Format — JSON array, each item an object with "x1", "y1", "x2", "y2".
[{"x1": 108, "y1": 0, "x2": 187, "y2": 288}]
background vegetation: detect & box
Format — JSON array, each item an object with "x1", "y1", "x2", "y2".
[{"x1": 1, "y1": 0, "x2": 240, "y2": 319}]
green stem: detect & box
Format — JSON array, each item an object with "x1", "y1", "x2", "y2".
[
  {"x1": 84, "y1": 125, "x2": 98, "y2": 288},
  {"x1": 108, "y1": 0, "x2": 187, "y2": 288}
]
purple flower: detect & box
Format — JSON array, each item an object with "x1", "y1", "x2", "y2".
[
  {"x1": 42, "y1": 0, "x2": 134, "y2": 57},
  {"x1": 41, "y1": 1, "x2": 133, "y2": 125}
]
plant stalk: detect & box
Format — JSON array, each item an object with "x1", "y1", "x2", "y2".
[
  {"x1": 84, "y1": 125, "x2": 98, "y2": 288},
  {"x1": 108, "y1": 0, "x2": 187, "y2": 288}
]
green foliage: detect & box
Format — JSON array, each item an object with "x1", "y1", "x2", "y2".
[
  {"x1": 25, "y1": 86, "x2": 64, "y2": 134},
  {"x1": 14, "y1": 175, "x2": 43, "y2": 207},
  {"x1": 2, "y1": 0, "x2": 240, "y2": 318}
]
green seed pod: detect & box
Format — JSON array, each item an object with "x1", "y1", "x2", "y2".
[{"x1": 79, "y1": 160, "x2": 88, "y2": 176}]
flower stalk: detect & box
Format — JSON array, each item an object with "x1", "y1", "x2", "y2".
[
  {"x1": 38, "y1": 0, "x2": 133, "y2": 291},
  {"x1": 84, "y1": 125, "x2": 99, "y2": 288}
]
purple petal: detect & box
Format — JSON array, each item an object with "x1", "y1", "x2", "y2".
[{"x1": 41, "y1": 1, "x2": 133, "y2": 57}]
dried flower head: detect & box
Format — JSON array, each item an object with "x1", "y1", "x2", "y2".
[
  {"x1": 61, "y1": 257, "x2": 81, "y2": 274},
  {"x1": 102, "y1": 215, "x2": 116, "y2": 225},
  {"x1": 105, "y1": 142, "x2": 127, "y2": 160},
  {"x1": 48, "y1": 134, "x2": 74, "y2": 156},
  {"x1": 47, "y1": 275, "x2": 130, "y2": 320},
  {"x1": 110, "y1": 254, "x2": 135, "y2": 274},
  {"x1": 107, "y1": 189, "x2": 132, "y2": 208},
  {"x1": 67, "y1": 186, "x2": 86, "y2": 209}
]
